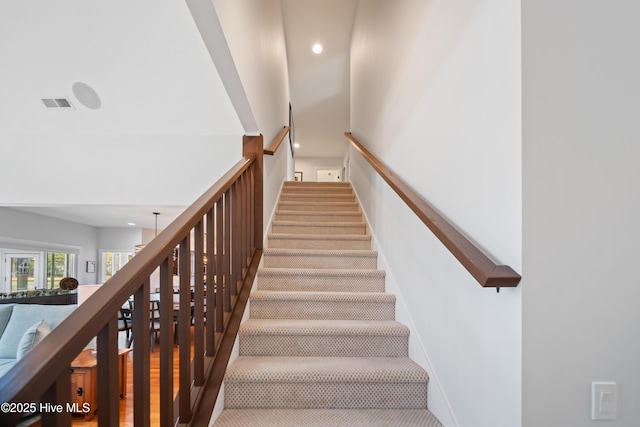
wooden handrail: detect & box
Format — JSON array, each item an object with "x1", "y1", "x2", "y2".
[
  {"x1": 263, "y1": 126, "x2": 290, "y2": 155},
  {"x1": 0, "y1": 135, "x2": 265, "y2": 426},
  {"x1": 345, "y1": 132, "x2": 520, "y2": 289}
]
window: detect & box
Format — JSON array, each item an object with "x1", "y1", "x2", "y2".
[
  {"x1": 45, "y1": 252, "x2": 77, "y2": 289},
  {"x1": 101, "y1": 251, "x2": 134, "y2": 283},
  {"x1": 2, "y1": 249, "x2": 78, "y2": 293}
]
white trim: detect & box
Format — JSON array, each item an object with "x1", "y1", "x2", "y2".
[{"x1": 0, "y1": 236, "x2": 81, "y2": 253}]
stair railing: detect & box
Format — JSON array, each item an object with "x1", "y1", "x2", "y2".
[
  {"x1": 345, "y1": 132, "x2": 520, "y2": 290},
  {"x1": 0, "y1": 135, "x2": 264, "y2": 427},
  {"x1": 263, "y1": 125, "x2": 290, "y2": 155}
]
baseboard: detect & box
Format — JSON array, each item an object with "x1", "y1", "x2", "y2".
[{"x1": 351, "y1": 186, "x2": 459, "y2": 427}]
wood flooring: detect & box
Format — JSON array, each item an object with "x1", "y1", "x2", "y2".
[{"x1": 24, "y1": 330, "x2": 189, "y2": 427}]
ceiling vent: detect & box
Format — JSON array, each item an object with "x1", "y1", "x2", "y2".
[{"x1": 41, "y1": 98, "x2": 74, "y2": 110}]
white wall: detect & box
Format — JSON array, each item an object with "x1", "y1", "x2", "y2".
[
  {"x1": 212, "y1": 0, "x2": 292, "y2": 240},
  {"x1": 1, "y1": 134, "x2": 241, "y2": 207},
  {"x1": 350, "y1": 1, "x2": 521, "y2": 426},
  {"x1": 294, "y1": 157, "x2": 344, "y2": 182},
  {"x1": 0, "y1": 207, "x2": 98, "y2": 285},
  {"x1": 97, "y1": 227, "x2": 143, "y2": 251},
  {"x1": 522, "y1": 1, "x2": 640, "y2": 426},
  {"x1": 213, "y1": 0, "x2": 290, "y2": 144}
]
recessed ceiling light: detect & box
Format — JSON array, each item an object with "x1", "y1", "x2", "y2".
[
  {"x1": 294, "y1": 143, "x2": 300, "y2": 148},
  {"x1": 127, "y1": 222, "x2": 136, "y2": 226},
  {"x1": 312, "y1": 43, "x2": 323, "y2": 54}
]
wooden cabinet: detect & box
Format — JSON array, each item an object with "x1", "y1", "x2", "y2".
[{"x1": 70, "y1": 348, "x2": 131, "y2": 420}]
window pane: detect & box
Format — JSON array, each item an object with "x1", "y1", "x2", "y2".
[
  {"x1": 45, "y1": 252, "x2": 77, "y2": 289},
  {"x1": 10, "y1": 257, "x2": 36, "y2": 292},
  {"x1": 101, "y1": 251, "x2": 133, "y2": 283}
]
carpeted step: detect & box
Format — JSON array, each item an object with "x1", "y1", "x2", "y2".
[
  {"x1": 249, "y1": 291, "x2": 396, "y2": 320},
  {"x1": 263, "y1": 248, "x2": 378, "y2": 269},
  {"x1": 283, "y1": 181, "x2": 352, "y2": 188},
  {"x1": 282, "y1": 185, "x2": 354, "y2": 195},
  {"x1": 268, "y1": 233, "x2": 371, "y2": 250},
  {"x1": 275, "y1": 210, "x2": 363, "y2": 222},
  {"x1": 239, "y1": 319, "x2": 409, "y2": 357},
  {"x1": 279, "y1": 193, "x2": 357, "y2": 203},
  {"x1": 213, "y1": 408, "x2": 443, "y2": 427},
  {"x1": 223, "y1": 356, "x2": 428, "y2": 409},
  {"x1": 272, "y1": 220, "x2": 367, "y2": 235},
  {"x1": 278, "y1": 200, "x2": 360, "y2": 212},
  {"x1": 258, "y1": 268, "x2": 385, "y2": 292}
]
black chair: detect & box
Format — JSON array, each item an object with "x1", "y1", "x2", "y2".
[
  {"x1": 118, "y1": 306, "x2": 132, "y2": 348},
  {"x1": 149, "y1": 300, "x2": 161, "y2": 353}
]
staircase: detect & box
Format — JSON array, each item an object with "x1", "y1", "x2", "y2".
[{"x1": 213, "y1": 181, "x2": 443, "y2": 426}]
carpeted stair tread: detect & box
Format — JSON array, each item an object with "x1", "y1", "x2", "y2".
[
  {"x1": 283, "y1": 181, "x2": 352, "y2": 187},
  {"x1": 279, "y1": 193, "x2": 356, "y2": 201},
  {"x1": 282, "y1": 186, "x2": 354, "y2": 195},
  {"x1": 249, "y1": 291, "x2": 396, "y2": 320},
  {"x1": 224, "y1": 357, "x2": 428, "y2": 409},
  {"x1": 268, "y1": 233, "x2": 371, "y2": 250},
  {"x1": 271, "y1": 220, "x2": 367, "y2": 235},
  {"x1": 239, "y1": 319, "x2": 409, "y2": 357},
  {"x1": 213, "y1": 408, "x2": 443, "y2": 427},
  {"x1": 225, "y1": 356, "x2": 428, "y2": 383},
  {"x1": 263, "y1": 248, "x2": 378, "y2": 269},
  {"x1": 240, "y1": 319, "x2": 408, "y2": 337},
  {"x1": 257, "y1": 268, "x2": 385, "y2": 292},
  {"x1": 275, "y1": 210, "x2": 363, "y2": 222},
  {"x1": 258, "y1": 267, "x2": 384, "y2": 278},
  {"x1": 278, "y1": 200, "x2": 360, "y2": 212},
  {"x1": 249, "y1": 290, "x2": 395, "y2": 302}
]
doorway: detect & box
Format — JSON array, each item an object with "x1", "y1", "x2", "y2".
[
  {"x1": 316, "y1": 168, "x2": 341, "y2": 182},
  {"x1": 3, "y1": 252, "x2": 41, "y2": 293}
]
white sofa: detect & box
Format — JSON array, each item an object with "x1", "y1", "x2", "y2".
[{"x1": 0, "y1": 303, "x2": 77, "y2": 379}]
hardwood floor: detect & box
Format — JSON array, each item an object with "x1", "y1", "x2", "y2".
[{"x1": 26, "y1": 330, "x2": 189, "y2": 427}]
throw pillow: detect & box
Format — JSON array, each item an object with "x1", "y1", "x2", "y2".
[{"x1": 16, "y1": 320, "x2": 51, "y2": 360}]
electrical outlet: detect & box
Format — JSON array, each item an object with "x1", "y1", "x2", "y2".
[{"x1": 592, "y1": 382, "x2": 617, "y2": 420}]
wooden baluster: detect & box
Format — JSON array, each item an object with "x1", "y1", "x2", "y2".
[
  {"x1": 231, "y1": 180, "x2": 239, "y2": 296},
  {"x1": 133, "y1": 280, "x2": 150, "y2": 427},
  {"x1": 40, "y1": 368, "x2": 72, "y2": 426},
  {"x1": 206, "y1": 207, "x2": 216, "y2": 355},
  {"x1": 178, "y1": 235, "x2": 191, "y2": 423},
  {"x1": 159, "y1": 258, "x2": 173, "y2": 427},
  {"x1": 216, "y1": 198, "x2": 225, "y2": 331},
  {"x1": 224, "y1": 190, "x2": 232, "y2": 313},
  {"x1": 96, "y1": 315, "x2": 119, "y2": 427},
  {"x1": 194, "y1": 219, "x2": 205, "y2": 386}
]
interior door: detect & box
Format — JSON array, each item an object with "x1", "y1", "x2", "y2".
[
  {"x1": 316, "y1": 168, "x2": 341, "y2": 182},
  {"x1": 3, "y1": 252, "x2": 41, "y2": 293}
]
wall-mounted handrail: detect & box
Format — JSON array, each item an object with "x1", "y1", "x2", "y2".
[
  {"x1": 263, "y1": 125, "x2": 290, "y2": 155},
  {"x1": 345, "y1": 132, "x2": 520, "y2": 289},
  {"x1": 0, "y1": 135, "x2": 264, "y2": 426}
]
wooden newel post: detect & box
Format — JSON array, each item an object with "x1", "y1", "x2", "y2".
[{"x1": 243, "y1": 134, "x2": 264, "y2": 251}]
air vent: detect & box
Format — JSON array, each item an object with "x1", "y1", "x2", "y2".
[{"x1": 41, "y1": 98, "x2": 74, "y2": 109}]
